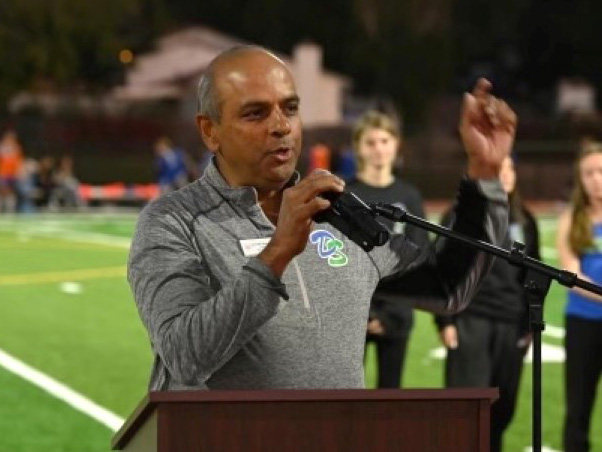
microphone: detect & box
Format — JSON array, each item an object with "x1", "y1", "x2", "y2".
[{"x1": 313, "y1": 190, "x2": 390, "y2": 252}]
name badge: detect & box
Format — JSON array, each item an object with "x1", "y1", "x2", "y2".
[{"x1": 239, "y1": 238, "x2": 271, "y2": 257}]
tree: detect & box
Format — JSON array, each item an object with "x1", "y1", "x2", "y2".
[
  {"x1": 350, "y1": 0, "x2": 454, "y2": 128},
  {"x1": 0, "y1": 0, "x2": 165, "y2": 110}
]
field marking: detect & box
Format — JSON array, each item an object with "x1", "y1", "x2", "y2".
[
  {"x1": 524, "y1": 341, "x2": 565, "y2": 363},
  {"x1": 0, "y1": 222, "x2": 132, "y2": 249},
  {"x1": 0, "y1": 347, "x2": 124, "y2": 431},
  {"x1": 429, "y1": 341, "x2": 565, "y2": 363},
  {"x1": 544, "y1": 324, "x2": 565, "y2": 339},
  {"x1": 525, "y1": 446, "x2": 562, "y2": 452},
  {"x1": 0, "y1": 266, "x2": 126, "y2": 286},
  {"x1": 20, "y1": 230, "x2": 131, "y2": 249}
]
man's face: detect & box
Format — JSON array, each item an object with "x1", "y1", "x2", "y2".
[{"x1": 198, "y1": 51, "x2": 302, "y2": 192}]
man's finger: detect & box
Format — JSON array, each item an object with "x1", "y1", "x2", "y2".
[
  {"x1": 484, "y1": 98, "x2": 500, "y2": 127},
  {"x1": 292, "y1": 173, "x2": 345, "y2": 202},
  {"x1": 487, "y1": 97, "x2": 513, "y2": 128},
  {"x1": 459, "y1": 92, "x2": 478, "y2": 131},
  {"x1": 297, "y1": 196, "x2": 331, "y2": 220},
  {"x1": 498, "y1": 100, "x2": 518, "y2": 131},
  {"x1": 309, "y1": 168, "x2": 332, "y2": 177},
  {"x1": 306, "y1": 169, "x2": 345, "y2": 186},
  {"x1": 472, "y1": 77, "x2": 492, "y2": 98}
]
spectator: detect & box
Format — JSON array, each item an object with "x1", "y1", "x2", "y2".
[
  {"x1": 35, "y1": 155, "x2": 57, "y2": 209},
  {"x1": 51, "y1": 155, "x2": 84, "y2": 210},
  {"x1": 435, "y1": 155, "x2": 540, "y2": 452},
  {"x1": 346, "y1": 110, "x2": 429, "y2": 388},
  {"x1": 556, "y1": 142, "x2": 602, "y2": 452},
  {"x1": 154, "y1": 136, "x2": 189, "y2": 194},
  {"x1": 0, "y1": 129, "x2": 24, "y2": 213},
  {"x1": 16, "y1": 157, "x2": 39, "y2": 213}
]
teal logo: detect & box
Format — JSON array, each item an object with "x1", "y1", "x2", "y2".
[{"x1": 309, "y1": 230, "x2": 348, "y2": 267}]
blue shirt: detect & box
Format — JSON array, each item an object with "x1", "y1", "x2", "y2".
[
  {"x1": 567, "y1": 223, "x2": 602, "y2": 319},
  {"x1": 156, "y1": 148, "x2": 186, "y2": 185}
]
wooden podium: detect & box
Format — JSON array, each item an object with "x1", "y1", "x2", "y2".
[{"x1": 112, "y1": 388, "x2": 498, "y2": 452}]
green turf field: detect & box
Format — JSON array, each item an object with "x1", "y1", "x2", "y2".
[{"x1": 0, "y1": 213, "x2": 600, "y2": 451}]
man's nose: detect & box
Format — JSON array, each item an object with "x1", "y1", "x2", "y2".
[{"x1": 269, "y1": 108, "x2": 291, "y2": 137}]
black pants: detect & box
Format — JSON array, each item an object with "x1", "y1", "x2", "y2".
[
  {"x1": 445, "y1": 315, "x2": 527, "y2": 452},
  {"x1": 366, "y1": 333, "x2": 409, "y2": 388},
  {"x1": 563, "y1": 315, "x2": 602, "y2": 452}
]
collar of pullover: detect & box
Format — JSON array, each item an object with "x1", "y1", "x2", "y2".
[{"x1": 203, "y1": 157, "x2": 300, "y2": 210}]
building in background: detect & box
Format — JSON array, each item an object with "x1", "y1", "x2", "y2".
[
  {"x1": 111, "y1": 27, "x2": 350, "y2": 127},
  {"x1": 556, "y1": 77, "x2": 597, "y2": 118}
]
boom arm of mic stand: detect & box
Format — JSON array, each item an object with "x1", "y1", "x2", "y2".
[{"x1": 370, "y1": 202, "x2": 602, "y2": 295}]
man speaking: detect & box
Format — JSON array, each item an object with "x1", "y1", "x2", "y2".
[{"x1": 128, "y1": 45, "x2": 515, "y2": 391}]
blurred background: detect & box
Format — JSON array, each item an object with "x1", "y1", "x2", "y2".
[
  {"x1": 1, "y1": 1, "x2": 602, "y2": 451},
  {"x1": 2, "y1": 0, "x2": 602, "y2": 200}
]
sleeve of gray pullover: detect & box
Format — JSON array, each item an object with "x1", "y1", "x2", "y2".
[
  {"x1": 374, "y1": 177, "x2": 508, "y2": 315},
  {"x1": 127, "y1": 206, "x2": 287, "y2": 386}
]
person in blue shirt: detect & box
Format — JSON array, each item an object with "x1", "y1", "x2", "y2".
[
  {"x1": 556, "y1": 141, "x2": 602, "y2": 452},
  {"x1": 154, "y1": 136, "x2": 189, "y2": 194}
]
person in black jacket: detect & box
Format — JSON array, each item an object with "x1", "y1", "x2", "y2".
[
  {"x1": 347, "y1": 110, "x2": 429, "y2": 388},
  {"x1": 435, "y1": 155, "x2": 540, "y2": 452}
]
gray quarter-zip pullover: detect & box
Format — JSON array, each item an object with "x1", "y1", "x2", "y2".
[{"x1": 128, "y1": 160, "x2": 508, "y2": 390}]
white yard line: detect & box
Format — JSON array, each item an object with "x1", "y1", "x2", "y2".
[
  {"x1": 38, "y1": 230, "x2": 131, "y2": 249},
  {"x1": 0, "y1": 217, "x2": 133, "y2": 249},
  {"x1": 0, "y1": 347, "x2": 124, "y2": 431},
  {"x1": 525, "y1": 446, "x2": 562, "y2": 452},
  {"x1": 544, "y1": 324, "x2": 565, "y2": 339},
  {"x1": 14, "y1": 228, "x2": 130, "y2": 249},
  {"x1": 431, "y1": 324, "x2": 566, "y2": 363}
]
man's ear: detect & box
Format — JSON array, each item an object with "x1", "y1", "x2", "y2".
[{"x1": 196, "y1": 114, "x2": 219, "y2": 153}]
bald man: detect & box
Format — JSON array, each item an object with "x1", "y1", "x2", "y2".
[{"x1": 128, "y1": 45, "x2": 515, "y2": 390}]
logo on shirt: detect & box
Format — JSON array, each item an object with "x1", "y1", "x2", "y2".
[{"x1": 309, "y1": 230, "x2": 348, "y2": 267}]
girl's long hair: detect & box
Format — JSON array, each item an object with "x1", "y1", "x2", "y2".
[
  {"x1": 508, "y1": 188, "x2": 525, "y2": 225},
  {"x1": 569, "y1": 142, "x2": 602, "y2": 254}
]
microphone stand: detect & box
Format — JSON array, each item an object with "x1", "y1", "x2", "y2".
[{"x1": 370, "y1": 202, "x2": 602, "y2": 452}]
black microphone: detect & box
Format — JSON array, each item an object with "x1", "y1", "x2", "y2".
[{"x1": 313, "y1": 190, "x2": 390, "y2": 252}]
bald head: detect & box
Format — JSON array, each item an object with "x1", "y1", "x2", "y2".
[{"x1": 197, "y1": 45, "x2": 289, "y2": 123}]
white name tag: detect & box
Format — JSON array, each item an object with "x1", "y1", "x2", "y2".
[{"x1": 239, "y1": 238, "x2": 271, "y2": 257}]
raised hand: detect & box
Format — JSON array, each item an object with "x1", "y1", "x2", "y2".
[{"x1": 459, "y1": 78, "x2": 517, "y2": 179}]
